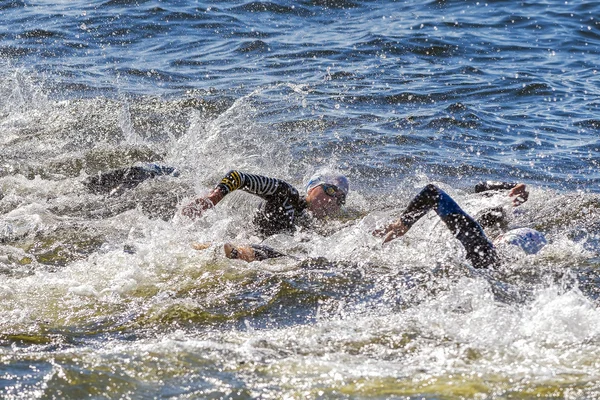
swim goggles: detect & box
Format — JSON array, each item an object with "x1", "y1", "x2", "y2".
[{"x1": 318, "y1": 183, "x2": 346, "y2": 205}]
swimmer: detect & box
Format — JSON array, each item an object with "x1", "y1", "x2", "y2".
[
  {"x1": 84, "y1": 165, "x2": 349, "y2": 261},
  {"x1": 84, "y1": 163, "x2": 180, "y2": 195},
  {"x1": 183, "y1": 170, "x2": 349, "y2": 262},
  {"x1": 373, "y1": 183, "x2": 546, "y2": 269}
]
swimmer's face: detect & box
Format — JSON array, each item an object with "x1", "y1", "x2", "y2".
[{"x1": 306, "y1": 184, "x2": 345, "y2": 218}]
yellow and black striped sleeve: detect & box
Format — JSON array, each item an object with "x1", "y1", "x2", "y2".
[
  {"x1": 215, "y1": 170, "x2": 291, "y2": 198},
  {"x1": 217, "y1": 170, "x2": 244, "y2": 194},
  {"x1": 214, "y1": 170, "x2": 305, "y2": 235}
]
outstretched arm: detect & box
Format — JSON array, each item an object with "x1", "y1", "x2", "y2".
[
  {"x1": 181, "y1": 169, "x2": 247, "y2": 219},
  {"x1": 373, "y1": 183, "x2": 443, "y2": 243},
  {"x1": 181, "y1": 170, "x2": 298, "y2": 219},
  {"x1": 373, "y1": 184, "x2": 498, "y2": 268},
  {"x1": 475, "y1": 181, "x2": 529, "y2": 207},
  {"x1": 373, "y1": 219, "x2": 410, "y2": 244}
]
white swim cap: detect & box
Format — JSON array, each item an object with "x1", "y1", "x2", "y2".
[
  {"x1": 495, "y1": 228, "x2": 547, "y2": 255},
  {"x1": 305, "y1": 174, "x2": 349, "y2": 196}
]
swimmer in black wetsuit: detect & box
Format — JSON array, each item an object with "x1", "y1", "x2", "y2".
[
  {"x1": 182, "y1": 170, "x2": 350, "y2": 262},
  {"x1": 79, "y1": 162, "x2": 188, "y2": 220},
  {"x1": 373, "y1": 182, "x2": 538, "y2": 269},
  {"x1": 84, "y1": 163, "x2": 180, "y2": 195}
]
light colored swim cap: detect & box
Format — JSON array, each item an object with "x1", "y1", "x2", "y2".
[
  {"x1": 495, "y1": 228, "x2": 547, "y2": 255},
  {"x1": 305, "y1": 173, "x2": 349, "y2": 195}
]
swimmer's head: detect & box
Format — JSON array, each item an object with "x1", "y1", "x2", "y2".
[
  {"x1": 494, "y1": 228, "x2": 547, "y2": 255},
  {"x1": 305, "y1": 173, "x2": 349, "y2": 218}
]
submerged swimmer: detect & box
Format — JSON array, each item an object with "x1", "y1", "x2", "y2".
[
  {"x1": 84, "y1": 163, "x2": 180, "y2": 196},
  {"x1": 373, "y1": 182, "x2": 547, "y2": 269},
  {"x1": 182, "y1": 170, "x2": 350, "y2": 262},
  {"x1": 80, "y1": 162, "x2": 187, "y2": 220}
]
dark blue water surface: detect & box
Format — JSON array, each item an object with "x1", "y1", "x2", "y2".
[
  {"x1": 2, "y1": 0, "x2": 599, "y2": 191},
  {"x1": 2, "y1": 1, "x2": 600, "y2": 398}
]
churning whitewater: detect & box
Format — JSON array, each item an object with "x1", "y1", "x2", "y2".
[{"x1": 1, "y1": 0, "x2": 600, "y2": 398}]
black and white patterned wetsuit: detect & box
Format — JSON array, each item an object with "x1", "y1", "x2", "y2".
[{"x1": 215, "y1": 170, "x2": 308, "y2": 237}]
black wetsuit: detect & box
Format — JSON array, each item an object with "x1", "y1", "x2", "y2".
[
  {"x1": 215, "y1": 170, "x2": 308, "y2": 237},
  {"x1": 228, "y1": 244, "x2": 288, "y2": 261},
  {"x1": 84, "y1": 164, "x2": 179, "y2": 195},
  {"x1": 399, "y1": 183, "x2": 520, "y2": 269},
  {"x1": 217, "y1": 176, "x2": 517, "y2": 265}
]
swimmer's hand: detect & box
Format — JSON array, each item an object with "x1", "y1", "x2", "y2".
[
  {"x1": 373, "y1": 219, "x2": 409, "y2": 244},
  {"x1": 181, "y1": 189, "x2": 224, "y2": 219},
  {"x1": 509, "y1": 183, "x2": 529, "y2": 206}
]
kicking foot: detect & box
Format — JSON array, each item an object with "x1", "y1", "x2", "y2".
[{"x1": 223, "y1": 243, "x2": 256, "y2": 262}]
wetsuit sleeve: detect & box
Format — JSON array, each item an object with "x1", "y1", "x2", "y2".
[
  {"x1": 474, "y1": 181, "x2": 519, "y2": 193},
  {"x1": 214, "y1": 170, "x2": 304, "y2": 236},
  {"x1": 215, "y1": 170, "x2": 298, "y2": 201},
  {"x1": 400, "y1": 184, "x2": 499, "y2": 268}
]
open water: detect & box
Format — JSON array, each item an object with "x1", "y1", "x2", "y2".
[{"x1": 1, "y1": 0, "x2": 600, "y2": 398}]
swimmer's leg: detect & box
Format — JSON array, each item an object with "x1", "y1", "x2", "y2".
[{"x1": 223, "y1": 243, "x2": 287, "y2": 262}]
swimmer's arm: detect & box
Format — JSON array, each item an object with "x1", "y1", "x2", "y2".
[
  {"x1": 474, "y1": 181, "x2": 529, "y2": 206},
  {"x1": 230, "y1": 172, "x2": 298, "y2": 203},
  {"x1": 474, "y1": 181, "x2": 520, "y2": 193},
  {"x1": 182, "y1": 170, "x2": 297, "y2": 219},
  {"x1": 508, "y1": 183, "x2": 528, "y2": 206},
  {"x1": 223, "y1": 243, "x2": 287, "y2": 262},
  {"x1": 192, "y1": 243, "x2": 286, "y2": 262}
]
